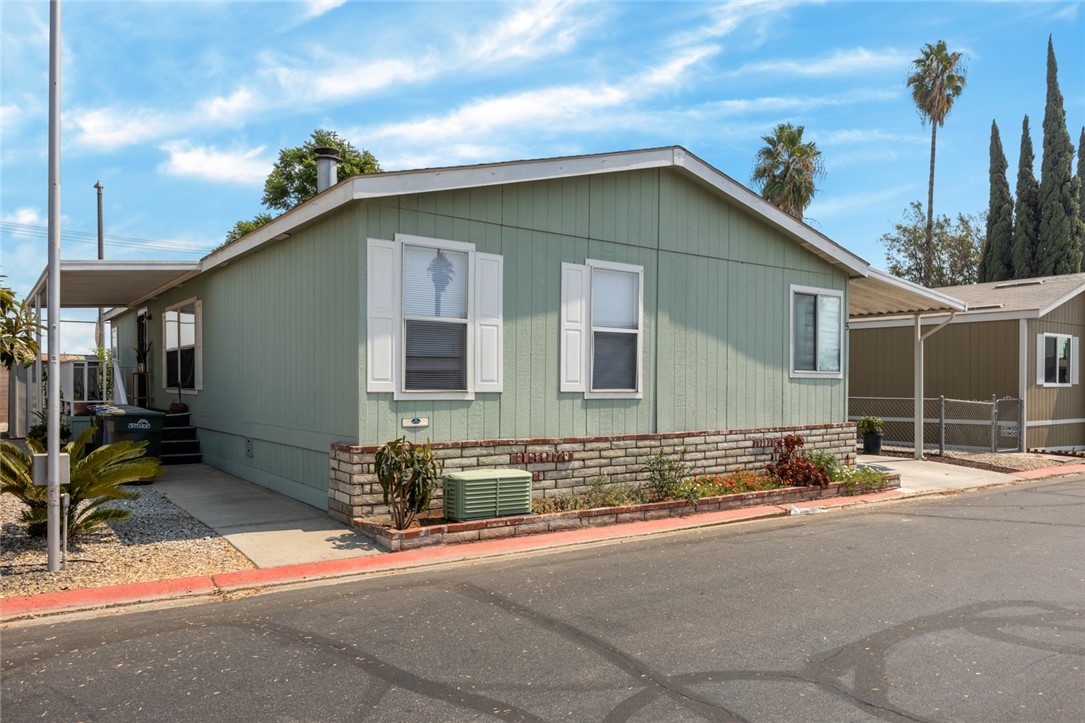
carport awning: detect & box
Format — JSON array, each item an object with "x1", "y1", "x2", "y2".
[
  {"x1": 28, "y1": 260, "x2": 201, "y2": 309},
  {"x1": 849, "y1": 267, "x2": 967, "y2": 319}
]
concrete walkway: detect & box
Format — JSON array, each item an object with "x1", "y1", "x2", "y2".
[
  {"x1": 153, "y1": 464, "x2": 380, "y2": 568},
  {"x1": 855, "y1": 454, "x2": 1019, "y2": 493}
]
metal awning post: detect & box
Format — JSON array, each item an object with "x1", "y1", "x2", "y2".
[
  {"x1": 912, "y1": 312, "x2": 957, "y2": 460},
  {"x1": 914, "y1": 315, "x2": 923, "y2": 459}
]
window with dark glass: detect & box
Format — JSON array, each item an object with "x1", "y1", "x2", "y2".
[
  {"x1": 590, "y1": 267, "x2": 639, "y2": 392},
  {"x1": 164, "y1": 302, "x2": 197, "y2": 390},
  {"x1": 402, "y1": 245, "x2": 469, "y2": 391}
]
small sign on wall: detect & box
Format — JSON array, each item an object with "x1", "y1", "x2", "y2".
[{"x1": 402, "y1": 417, "x2": 430, "y2": 429}]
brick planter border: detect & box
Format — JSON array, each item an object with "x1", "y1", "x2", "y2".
[
  {"x1": 354, "y1": 475, "x2": 898, "y2": 552},
  {"x1": 329, "y1": 422, "x2": 857, "y2": 524}
]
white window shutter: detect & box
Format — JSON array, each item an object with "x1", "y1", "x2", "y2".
[
  {"x1": 1072, "y1": 336, "x2": 1080, "y2": 385},
  {"x1": 367, "y1": 239, "x2": 398, "y2": 393},
  {"x1": 474, "y1": 252, "x2": 503, "y2": 393},
  {"x1": 1036, "y1": 334, "x2": 1046, "y2": 386},
  {"x1": 194, "y1": 299, "x2": 204, "y2": 390},
  {"x1": 560, "y1": 262, "x2": 588, "y2": 392}
]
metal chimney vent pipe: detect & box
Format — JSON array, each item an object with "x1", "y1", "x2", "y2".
[{"x1": 314, "y1": 146, "x2": 341, "y2": 193}]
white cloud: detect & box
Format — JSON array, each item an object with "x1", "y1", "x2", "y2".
[
  {"x1": 468, "y1": 1, "x2": 585, "y2": 63},
  {"x1": 302, "y1": 0, "x2": 347, "y2": 20},
  {"x1": 806, "y1": 184, "x2": 915, "y2": 219},
  {"x1": 196, "y1": 88, "x2": 258, "y2": 124},
  {"x1": 365, "y1": 45, "x2": 717, "y2": 151},
  {"x1": 0, "y1": 104, "x2": 20, "y2": 127},
  {"x1": 818, "y1": 129, "x2": 927, "y2": 145},
  {"x1": 157, "y1": 141, "x2": 270, "y2": 185},
  {"x1": 66, "y1": 2, "x2": 598, "y2": 153},
  {"x1": 70, "y1": 107, "x2": 175, "y2": 151},
  {"x1": 732, "y1": 47, "x2": 910, "y2": 77},
  {"x1": 2, "y1": 208, "x2": 42, "y2": 225}
]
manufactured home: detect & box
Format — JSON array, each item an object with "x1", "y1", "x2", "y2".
[
  {"x1": 851, "y1": 272, "x2": 1085, "y2": 450},
  {"x1": 26, "y1": 148, "x2": 962, "y2": 521}
]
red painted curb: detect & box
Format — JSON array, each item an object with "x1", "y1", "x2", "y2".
[
  {"x1": 1011, "y1": 463, "x2": 1085, "y2": 480},
  {"x1": 1, "y1": 575, "x2": 215, "y2": 619},
  {"x1": 0, "y1": 489, "x2": 910, "y2": 621}
]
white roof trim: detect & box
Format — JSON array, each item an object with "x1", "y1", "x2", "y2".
[
  {"x1": 200, "y1": 147, "x2": 872, "y2": 279},
  {"x1": 1037, "y1": 279, "x2": 1085, "y2": 317}
]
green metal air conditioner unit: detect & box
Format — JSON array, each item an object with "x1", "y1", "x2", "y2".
[{"x1": 443, "y1": 469, "x2": 533, "y2": 522}]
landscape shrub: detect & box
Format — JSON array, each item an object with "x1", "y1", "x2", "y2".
[
  {"x1": 765, "y1": 435, "x2": 829, "y2": 488},
  {"x1": 374, "y1": 436, "x2": 443, "y2": 530},
  {"x1": 1, "y1": 426, "x2": 162, "y2": 539},
  {"x1": 642, "y1": 448, "x2": 691, "y2": 502},
  {"x1": 532, "y1": 477, "x2": 644, "y2": 513},
  {"x1": 677, "y1": 470, "x2": 783, "y2": 500}
]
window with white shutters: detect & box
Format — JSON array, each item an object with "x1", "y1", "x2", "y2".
[
  {"x1": 560, "y1": 259, "x2": 643, "y2": 399},
  {"x1": 1037, "y1": 333, "x2": 1079, "y2": 387},
  {"x1": 366, "y1": 235, "x2": 502, "y2": 400}
]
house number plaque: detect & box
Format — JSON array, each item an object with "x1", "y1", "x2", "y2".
[{"x1": 402, "y1": 417, "x2": 430, "y2": 429}]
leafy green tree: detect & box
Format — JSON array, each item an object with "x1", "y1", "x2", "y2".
[
  {"x1": 906, "y1": 40, "x2": 967, "y2": 284},
  {"x1": 220, "y1": 213, "x2": 275, "y2": 249},
  {"x1": 751, "y1": 122, "x2": 825, "y2": 221},
  {"x1": 1, "y1": 427, "x2": 162, "y2": 539},
  {"x1": 262, "y1": 129, "x2": 381, "y2": 212},
  {"x1": 1037, "y1": 36, "x2": 1083, "y2": 276},
  {"x1": 979, "y1": 120, "x2": 1013, "y2": 282},
  {"x1": 1012, "y1": 116, "x2": 1042, "y2": 279},
  {"x1": 883, "y1": 201, "x2": 983, "y2": 288},
  {"x1": 1, "y1": 278, "x2": 42, "y2": 370},
  {"x1": 224, "y1": 129, "x2": 380, "y2": 245}
]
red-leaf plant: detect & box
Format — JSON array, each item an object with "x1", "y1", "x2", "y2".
[{"x1": 765, "y1": 435, "x2": 829, "y2": 489}]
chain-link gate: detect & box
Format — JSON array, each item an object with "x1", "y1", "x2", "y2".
[{"x1": 848, "y1": 396, "x2": 1023, "y2": 453}]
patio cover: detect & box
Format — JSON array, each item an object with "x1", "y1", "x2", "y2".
[
  {"x1": 26, "y1": 259, "x2": 201, "y2": 309},
  {"x1": 849, "y1": 267, "x2": 966, "y2": 319}
]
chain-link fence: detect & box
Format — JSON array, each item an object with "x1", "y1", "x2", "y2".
[{"x1": 848, "y1": 396, "x2": 1023, "y2": 453}]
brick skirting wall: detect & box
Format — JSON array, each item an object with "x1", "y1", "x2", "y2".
[{"x1": 327, "y1": 422, "x2": 857, "y2": 524}]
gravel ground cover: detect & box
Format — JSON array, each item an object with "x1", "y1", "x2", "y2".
[{"x1": 1, "y1": 486, "x2": 255, "y2": 599}]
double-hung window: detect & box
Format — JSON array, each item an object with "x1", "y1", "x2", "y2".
[
  {"x1": 561, "y1": 259, "x2": 644, "y2": 398},
  {"x1": 790, "y1": 285, "x2": 842, "y2": 378},
  {"x1": 367, "y1": 235, "x2": 503, "y2": 400},
  {"x1": 163, "y1": 298, "x2": 202, "y2": 392},
  {"x1": 1037, "y1": 333, "x2": 1079, "y2": 387}
]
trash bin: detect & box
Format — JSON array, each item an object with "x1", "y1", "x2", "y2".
[{"x1": 94, "y1": 405, "x2": 166, "y2": 459}]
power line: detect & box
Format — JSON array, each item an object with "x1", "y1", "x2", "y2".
[{"x1": 1, "y1": 221, "x2": 212, "y2": 254}]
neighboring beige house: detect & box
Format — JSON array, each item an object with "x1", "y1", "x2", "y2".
[{"x1": 850, "y1": 272, "x2": 1085, "y2": 450}]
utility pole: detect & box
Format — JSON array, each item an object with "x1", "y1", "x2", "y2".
[
  {"x1": 95, "y1": 180, "x2": 103, "y2": 350},
  {"x1": 46, "y1": 0, "x2": 63, "y2": 572}
]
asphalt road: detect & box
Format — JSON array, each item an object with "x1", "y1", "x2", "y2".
[{"x1": 3, "y1": 478, "x2": 1084, "y2": 722}]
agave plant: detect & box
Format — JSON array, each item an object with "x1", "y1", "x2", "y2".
[{"x1": 0, "y1": 427, "x2": 163, "y2": 539}]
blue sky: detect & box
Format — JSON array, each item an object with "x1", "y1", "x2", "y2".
[{"x1": 2, "y1": 1, "x2": 1083, "y2": 353}]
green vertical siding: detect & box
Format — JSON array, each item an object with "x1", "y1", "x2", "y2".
[
  {"x1": 360, "y1": 168, "x2": 849, "y2": 444},
  {"x1": 114, "y1": 204, "x2": 363, "y2": 508}
]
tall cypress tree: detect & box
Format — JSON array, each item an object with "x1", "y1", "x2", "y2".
[
  {"x1": 1012, "y1": 115, "x2": 1041, "y2": 279},
  {"x1": 1038, "y1": 36, "x2": 1082, "y2": 276},
  {"x1": 1078, "y1": 127, "x2": 1085, "y2": 259},
  {"x1": 980, "y1": 120, "x2": 1014, "y2": 281}
]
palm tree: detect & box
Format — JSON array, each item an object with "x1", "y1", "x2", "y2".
[
  {"x1": 751, "y1": 123, "x2": 825, "y2": 221},
  {"x1": 907, "y1": 40, "x2": 967, "y2": 286},
  {"x1": 1, "y1": 279, "x2": 42, "y2": 370}
]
